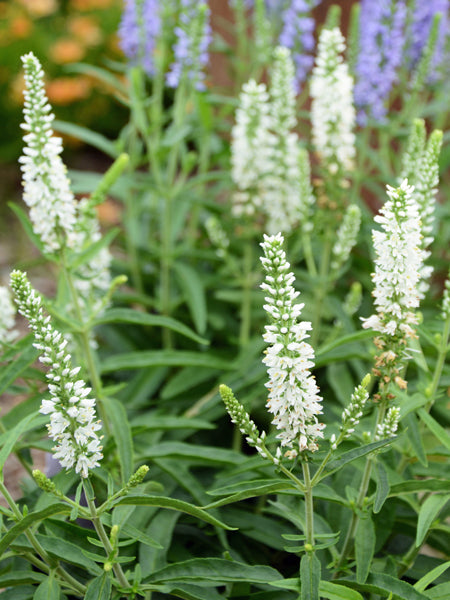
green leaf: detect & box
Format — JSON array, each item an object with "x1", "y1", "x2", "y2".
[
  {"x1": 324, "y1": 438, "x2": 395, "y2": 475},
  {"x1": 111, "y1": 495, "x2": 236, "y2": 530},
  {"x1": 130, "y1": 414, "x2": 214, "y2": 432},
  {"x1": 300, "y1": 553, "x2": 321, "y2": 600},
  {"x1": 146, "y1": 558, "x2": 283, "y2": 585},
  {"x1": 142, "y1": 442, "x2": 244, "y2": 466},
  {"x1": 416, "y1": 494, "x2": 450, "y2": 547},
  {"x1": 316, "y1": 330, "x2": 373, "y2": 366},
  {"x1": 84, "y1": 574, "x2": 112, "y2": 600},
  {"x1": 69, "y1": 228, "x2": 119, "y2": 270},
  {"x1": 319, "y1": 581, "x2": 364, "y2": 600},
  {"x1": 121, "y1": 522, "x2": 163, "y2": 549},
  {"x1": 424, "y1": 582, "x2": 450, "y2": 599},
  {"x1": 0, "y1": 503, "x2": 71, "y2": 556},
  {"x1": 173, "y1": 262, "x2": 207, "y2": 334},
  {"x1": 105, "y1": 397, "x2": 133, "y2": 483},
  {"x1": 93, "y1": 308, "x2": 208, "y2": 345},
  {"x1": 53, "y1": 120, "x2": 118, "y2": 157},
  {"x1": 8, "y1": 203, "x2": 48, "y2": 256},
  {"x1": 205, "y1": 478, "x2": 296, "y2": 509},
  {"x1": 100, "y1": 350, "x2": 231, "y2": 373},
  {"x1": 414, "y1": 560, "x2": 450, "y2": 591},
  {"x1": 418, "y1": 409, "x2": 450, "y2": 451},
  {"x1": 160, "y1": 123, "x2": 192, "y2": 147},
  {"x1": 337, "y1": 573, "x2": 430, "y2": 599},
  {"x1": 34, "y1": 534, "x2": 103, "y2": 573},
  {"x1": 0, "y1": 343, "x2": 40, "y2": 397},
  {"x1": 0, "y1": 572, "x2": 45, "y2": 587},
  {"x1": 389, "y1": 479, "x2": 449, "y2": 496},
  {"x1": 373, "y1": 460, "x2": 390, "y2": 514},
  {"x1": 66, "y1": 62, "x2": 127, "y2": 95},
  {"x1": 405, "y1": 412, "x2": 428, "y2": 467},
  {"x1": 0, "y1": 412, "x2": 41, "y2": 474},
  {"x1": 33, "y1": 576, "x2": 61, "y2": 600},
  {"x1": 355, "y1": 514, "x2": 375, "y2": 583}
]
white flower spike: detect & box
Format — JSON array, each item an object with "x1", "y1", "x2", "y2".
[
  {"x1": 10, "y1": 270, "x2": 103, "y2": 478},
  {"x1": 260, "y1": 233, "x2": 325, "y2": 456}
]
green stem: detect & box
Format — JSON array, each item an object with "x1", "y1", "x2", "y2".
[
  {"x1": 426, "y1": 311, "x2": 450, "y2": 411},
  {"x1": 302, "y1": 232, "x2": 317, "y2": 278},
  {"x1": 83, "y1": 479, "x2": 130, "y2": 591},
  {"x1": 0, "y1": 480, "x2": 86, "y2": 596},
  {"x1": 302, "y1": 461, "x2": 315, "y2": 547},
  {"x1": 312, "y1": 232, "x2": 333, "y2": 346},
  {"x1": 62, "y1": 259, "x2": 110, "y2": 436},
  {"x1": 335, "y1": 400, "x2": 388, "y2": 571}
]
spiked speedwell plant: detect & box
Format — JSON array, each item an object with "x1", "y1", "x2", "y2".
[{"x1": 1, "y1": 3, "x2": 449, "y2": 600}]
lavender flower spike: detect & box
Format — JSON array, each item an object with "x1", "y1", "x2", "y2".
[
  {"x1": 261, "y1": 233, "x2": 325, "y2": 456},
  {"x1": 10, "y1": 271, "x2": 103, "y2": 478},
  {"x1": 354, "y1": 0, "x2": 407, "y2": 125},
  {"x1": 166, "y1": 2, "x2": 212, "y2": 90},
  {"x1": 118, "y1": 0, "x2": 161, "y2": 75},
  {"x1": 279, "y1": 0, "x2": 320, "y2": 92},
  {"x1": 20, "y1": 53, "x2": 77, "y2": 253}
]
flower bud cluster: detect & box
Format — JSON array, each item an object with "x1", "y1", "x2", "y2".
[
  {"x1": 331, "y1": 204, "x2": 361, "y2": 271},
  {"x1": 219, "y1": 384, "x2": 269, "y2": 460},
  {"x1": 20, "y1": 53, "x2": 77, "y2": 253},
  {"x1": 310, "y1": 27, "x2": 356, "y2": 175},
  {"x1": 10, "y1": 270, "x2": 103, "y2": 479},
  {"x1": 330, "y1": 375, "x2": 370, "y2": 450},
  {"x1": 260, "y1": 233, "x2": 325, "y2": 456},
  {"x1": 0, "y1": 286, "x2": 18, "y2": 345},
  {"x1": 205, "y1": 215, "x2": 229, "y2": 258}
]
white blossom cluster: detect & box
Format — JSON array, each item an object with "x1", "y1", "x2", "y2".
[
  {"x1": 10, "y1": 270, "x2": 103, "y2": 478},
  {"x1": 0, "y1": 286, "x2": 18, "y2": 344},
  {"x1": 231, "y1": 79, "x2": 274, "y2": 217},
  {"x1": 264, "y1": 47, "x2": 303, "y2": 234},
  {"x1": 20, "y1": 53, "x2": 77, "y2": 253},
  {"x1": 362, "y1": 180, "x2": 426, "y2": 339},
  {"x1": 310, "y1": 27, "x2": 356, "y2": 174},
  {"x1": 260, "y1": 233, "x2": 325, "y2": 455},
  {"x1": 331, "y1": 204, "x2": 361, "y2": 271},
  {"x1": 231, "y1": 48, "x2": 314, "y2": 234}
]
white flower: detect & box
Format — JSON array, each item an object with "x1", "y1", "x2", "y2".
[
  {"x1": 10, "y1": 270, "x2": 103, "y2": 478},
  {"x1": 0, "y1": 286, "x2": 18, "y2": 344},
  {"x1": 260, "y1": 233, "x2": 325, "y2": 454},
  {"x1": 231, "y1": 79, "x2": 275, "y2": 217},
  {"x1": 310, "y1": 27, "x2": 355, "y2": 174},
  {"x1": 362, "y1": 180, "x2": 426, "y2": 339},
  {"x1": 19, "y1": 53, "x2": 77, "y2": 253},
  {"x1": 264, "y1": 47, "x2": 302, "y2": 234}
]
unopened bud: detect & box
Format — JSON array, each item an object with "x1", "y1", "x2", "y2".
[
  {"x1": 127, "y1": 465, "x2": 149, "y2": 488},
  {"x1": 33, "y1": 469, "x2": 59, "y2": 495}
]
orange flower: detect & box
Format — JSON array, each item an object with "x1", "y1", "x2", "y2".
[
  {"x1": 46, "y1": 77, "x2": 91, "y2": 105},
  {"x1": 68, "y1": 15, "x2": 102, "y2": 46},
  {"x1": 70, "y1": 0, "x2": 116, "y2": 9},
  {"x1": 19, "y1": 0, "x2": 57, "y2": 17},
  {"x1": 49, "y1": 39, "x2": 85, "y2": 64},
  {"x1": 11, "y1": 16, "x2": 33, "y2": 38}
]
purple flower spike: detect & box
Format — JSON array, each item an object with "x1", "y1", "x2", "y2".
[
  {"x1": 118, "y1": 0, "x2": 161, "y2": 75},
  {"x1": 354, "y1": 0, "x2": 407, "y2": 125},
  {"x1": 408, "y1": 0, "x2": 449, "y2": 80},
  {"x1": 167, "y1": 1, "x2": 212, "y2": 90},
  {"x1": 279, "y1": 0, "x2": 320, "y2": 91}
]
